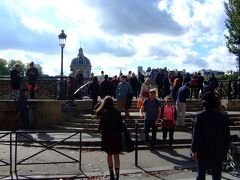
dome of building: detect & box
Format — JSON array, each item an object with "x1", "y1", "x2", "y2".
[
  {"x1": 70, "y1": 48, "x2": 92, "y2": 78},
  {"x1": 70, "y1": 48, "x2": 91, "y2": 67}
]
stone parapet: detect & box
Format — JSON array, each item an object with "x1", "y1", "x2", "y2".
[{"x1": 0, "y1": 99, "x2": 92, "y2": 130}]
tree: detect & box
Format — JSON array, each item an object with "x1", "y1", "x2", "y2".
[
  {"x1": 0, "y1": 59, "x2": 43, "y2": 76},
  {"x1": 0, "y1": 58, "x2": 9, "y2": 75},
  {"x1": 224, "y1": 0, "x2": 240, "y2": 55},
  {"x1": 8, "y1": 59, "x2": 26, "y2": 73}
]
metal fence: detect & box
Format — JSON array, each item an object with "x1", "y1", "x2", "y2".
[
  {"x1": 0, "y1": 131, "x2": 12, "y2": 179},
  {"x1": 0, "y1": 123, "x2": 239, "y2": 179},
  {"x1": 0, "y1": 76, "x2": 90, "y2": 100},
  {"x1": 0, "y1": 130, "x2": 84, "y2": 179}
]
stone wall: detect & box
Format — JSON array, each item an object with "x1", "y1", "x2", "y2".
[
  {"x1": 221, "y1": 99, "x2": 240, "y2": 111},
  {"x1": 0, "y1": 99, "x2": 92, "y2": 130}
]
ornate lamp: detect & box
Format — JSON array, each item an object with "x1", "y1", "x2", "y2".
[{"x1": 58, "y1": 30, "x2": 67, "y2": 99}]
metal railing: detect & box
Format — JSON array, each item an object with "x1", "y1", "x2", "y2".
[
  {"x1": 14, "y1": 130, "x2": 83, "y2": 178},
  {"x1": 0, "y1": 124, "x2": 238, "y2": 178},
  {"x1": 0, "y1": 130, "x2": 86, "y2": 178},
  {"x1": 0, "y1": 131, "x2": 12, "y2": 179},
  {"x1": 0, "y1": 76, "x2": 90, "y2": 100}
]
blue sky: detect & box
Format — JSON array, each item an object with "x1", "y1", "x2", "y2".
[{"x1": 0, "y1": 0, "x2": 236, "y2": 76}]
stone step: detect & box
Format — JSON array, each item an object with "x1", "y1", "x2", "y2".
[
  {"x1": 60, "y1": 121, "x2": 194, "y2": 129},
  {"x1": 77, "y1": 113, "x2": 197, "y2": 119},
  {"x1": 53, "y1": 123, "x2": 240, "y2": 133},
  {"x1": 68, "y1": 117, "x2": 194, "y2": 123}
]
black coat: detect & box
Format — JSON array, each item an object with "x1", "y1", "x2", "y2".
[
  {"x1": 88, "y1": 81, "x2": 100, "y2": 99},
  {"x1": 26, "y1": 67, "x2": 39, "y2": 84},
  {"x1": 10, "y1": 69, "x2": 21, "y2": 89},
  {"x1": 98, "y1": 109, "x2": 124, "y2": 154},
  {"x1": 191, "y1": 109, "x2": 230, "y2": 167}
]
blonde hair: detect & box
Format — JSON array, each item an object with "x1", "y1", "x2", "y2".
[{"x1": 173, "y1": 78, "x2": 180, "y2": 87}]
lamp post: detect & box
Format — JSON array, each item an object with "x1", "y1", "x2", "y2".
[
  {"x1": 237, "y1": 36, "x2": 240, "y2": 74},
  {"x1": 58, "y1": 30, "x2": 67, "y2": 99},
  {"x1": 236, "y1": 36, "x2": 240, "y2": 99}
]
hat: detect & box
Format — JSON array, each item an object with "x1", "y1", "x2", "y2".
[{"x1": 149, "y1": 88, "x2": 156, "y2": 93}]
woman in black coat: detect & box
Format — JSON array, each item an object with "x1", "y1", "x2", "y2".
[{"x1": 96, "y1": 96, "x2": 124, "y2": 180}]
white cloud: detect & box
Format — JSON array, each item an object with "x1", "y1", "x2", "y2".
[
  {"x1": 0, "y1": 0, "x2": 237, "y2": 77},
  {"x1": 206, "y1": 46, "x2": 236, "y2": 71}
]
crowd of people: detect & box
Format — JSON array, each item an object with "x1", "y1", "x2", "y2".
[
  {"x1": 92, "y1": 70, "x2": 231, "y2": 180},
  {"x1": 9, "y1": 65, "x2": 231, "y2": 180}
]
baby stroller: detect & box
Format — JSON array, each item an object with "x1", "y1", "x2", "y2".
[{"x1": 223, "y1": 135, "x2": 240, "y2": 175}]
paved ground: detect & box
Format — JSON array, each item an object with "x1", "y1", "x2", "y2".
[
  {"x1": 0, "y1": 140, "x2": 239, "y2": 179},
  {"x1": 0, "y1": 110, "x2": 239, "y2": 179}
]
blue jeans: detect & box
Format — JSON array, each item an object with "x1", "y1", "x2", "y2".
[{"x1": 144, "y1": 120, "x2": 157, "y2": 148}]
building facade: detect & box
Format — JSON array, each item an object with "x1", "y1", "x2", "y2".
[{"x1": 70, "y1": 48, "x2": 92, "y2": 78}]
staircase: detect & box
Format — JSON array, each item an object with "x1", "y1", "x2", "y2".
[
  {"x1": 53, "y1": 99, "x2": 240, "y2": 149},
  {"x1": 54, "y1": 99, "x2": 202, "y2": 131}
]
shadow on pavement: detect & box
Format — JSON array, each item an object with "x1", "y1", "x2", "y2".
[{"x1": 152, "y1": 150, "x2": 194, "y2": 168}]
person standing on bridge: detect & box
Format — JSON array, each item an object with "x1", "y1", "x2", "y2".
[
  {"x1": 191, "y1": 92, "x2": 230, "y2": 180},
  {"x1": 26, "y1": 62, "x2": 39, "y2": 99},
  {"x1": 10, "y1": 63, "x2": 22, "y2": 100},
  {"x1": 96, "y1": 96, "x2": 124, "y2": 180}
]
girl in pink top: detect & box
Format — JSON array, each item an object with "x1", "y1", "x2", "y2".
[{"x1": 160, "y1": 96, "x2": 177, "y2": 148}]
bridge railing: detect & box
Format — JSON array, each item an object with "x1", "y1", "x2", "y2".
[
  {"x1": 0, "y1": 76, "x2": 91, "y2": 100},
  {"x1": 1, "y1": 76, "x2": 239, "y2": 100},
  {"x1": 216, "y1": 80, "x2": 239, "y2": 100}
]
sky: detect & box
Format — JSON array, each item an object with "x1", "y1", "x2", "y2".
[{"x1": 0, "y1": 0, "x2": 237, "y2": 76}]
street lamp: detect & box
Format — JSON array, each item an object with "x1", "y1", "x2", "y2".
[
  {"x1": 237, "y1": 36, "x2": 240, "y2": 74},
  {"x1": 58, "y1": 30, "x2": 67, "y2": 99},
  {"x1": 236, "y1": 36, "x2": 240, "y2": 99}
]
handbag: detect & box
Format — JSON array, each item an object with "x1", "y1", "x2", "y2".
[
  {"x1": 137, "y1": 98, "x2": 142, "y2": 109},
  {"x1": 161, "y1": 119, "x2": 174, "y2": 129},
  {"x1": 121, "y1": 124, "x2": 134, "y2": 152}
]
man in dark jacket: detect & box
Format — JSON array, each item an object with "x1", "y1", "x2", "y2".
[
  {"x1": 191, "y1": 92, "x2": 230, "y2": 180},
  {"x1": 176, "y1": 82, "x2": 190, "y2": 126},
  {"x1": 26, "y1": 62, "x2": 39, "y2": 99},
  {"x1": 88, "y1": 76, "x2": 100, "y2": 114},
  {"x1": 208, "y1": 73, "x2": 219, "y2": 93},
  {"x1": 100, "y1": 75, "x2": 112, "y2": 98},
  {"x1": 155, "y1": 69, "x2": 164, "y2": 99}
]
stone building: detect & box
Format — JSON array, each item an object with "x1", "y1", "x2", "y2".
[{"x1": 70, "y1": 48, "x2": 91, "y2": 78}]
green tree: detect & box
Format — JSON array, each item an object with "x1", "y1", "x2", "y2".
[
  {"x1": 0, "y1": 58, "x2": 10, "y2": 75},
  {"x1": 224, "y1": 0, "x2": 240, "y2": 55},
  {"x1": 0, "y1": 59, "x2": 43, "y2": 76},
  {"x1": 8, "y1": 59, "x2": 26, "y2": 73}
]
